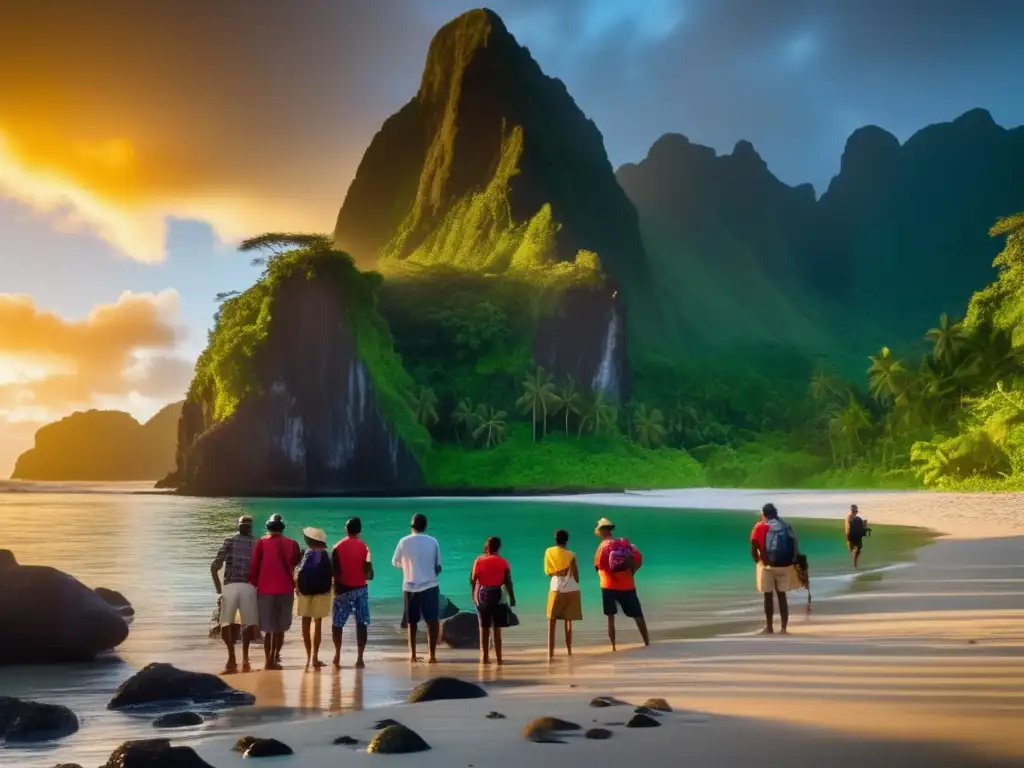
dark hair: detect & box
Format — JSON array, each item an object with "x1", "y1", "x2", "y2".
[
  {"x1": 851, "y1": 504, "x2": 859, "y2": 512},
  {"x1": 484, "y1": 536, "x2": 501, "y2": 555},
  {"x1": 267, "y1": 514, "x2": 285, "y2": 532},
  {"x1": 555, "y1": 529, "x2": 569, "y2": 546},
  {"x1": 411, "y1": 513, "x2": 428, "y2": 532},
  {"x1": 346, "y1": 516, "x2": 362, "y2": 535},
  {"x1": 762, "y1": 503, "x2": 778, "y2": 519}
]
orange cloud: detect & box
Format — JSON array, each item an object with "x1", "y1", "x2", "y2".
[{"x1": 0, "y1": 291, "x2": 193, "y2": 420}]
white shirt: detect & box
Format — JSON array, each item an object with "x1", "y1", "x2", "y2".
[{"x1": 392, "y1": 533, "x2": 441, "y2": 593}]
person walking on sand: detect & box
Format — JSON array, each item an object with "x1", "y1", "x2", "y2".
[
  {"x1": 470, "y1": 536, "x2": 516, "y2": 665},
  {"x1": 544, "y1": 529, "x2": 582, "y2": 660},
  {"x1": 211, "y1": 514, "x2": 258, "y2": 674},
  {"x1": 594, "y1": 517, "x2": 649, "y2": 651},
  {"x1": 750, "y1": 503, "x2": 799, "y2": 635},
  {"x1": 249, "y1": 513, "x2": 301, "y2": 670},
  {"x1": 846, "y1": 504, "x2": 869, "y2": 568},
  {"x1": 331, "y1": 516, "x2": 374, "y2": 669},
  {"x1": 392, "y1": 513, "x2": 442, "y2": 663},
  {"x1": 295, "y1": 527, "x2": 332, "y2": 671}
]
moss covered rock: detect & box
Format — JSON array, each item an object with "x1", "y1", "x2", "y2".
[
  {"x1": 407, "y1": 677, "x2": 487, "y2": 703},
  {"x1": 367, "y1": 724, "x2": 430, "y2": 754}
]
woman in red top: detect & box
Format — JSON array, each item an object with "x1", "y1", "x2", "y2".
[{"x1": 469, "y1": 537, "x2": 516, "y2": 665}]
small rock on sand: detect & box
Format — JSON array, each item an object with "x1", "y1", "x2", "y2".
[
  {"x1": 642, "y1": 698, "x2": 672, "y2": 712},
  {"x1": 523, "y1": 717, "x2": 581, "y2": 743},
  {"x1": 101, "y1": 738, "x2": 214, "y2": 767},
  {"x1": 243, "y1": 737, "x2": 293, "y2": 758},
  {"x1": 407, "y1": 677, "x2": 487, "y2": 703},
  {"x1": 372, "y1": 718, "x2": 402, "y2": 729},
  {"x1": 153, "y1": 711, "x2": 203, "y2": 728},
  {"x1": 486, "y1": 711, "x2": 506, "y2": 719},
  {"x1": 367, "y1": 724, "x2": 431, "y2": 754},
  {"x1": 333, "y1": 735, "x2": 359, "y2": 745},
  {"x1": 627, "y1": 713, "x2": 661, "y2": 728},
  {"x1": 585, "y1": 728, "x2": 613, "y2": 740},
  {"x1": 589, "y1": 696, "x2": 627, "y2": 708}
]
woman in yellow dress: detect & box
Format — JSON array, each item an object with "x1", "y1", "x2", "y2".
[{"x1": 544, "y1": 529, "x2": 582, "y2": 660}]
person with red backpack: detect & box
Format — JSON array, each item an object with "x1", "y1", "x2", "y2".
[
  {"x1": 750, "y1": 503, "x2": 800, "y2": 635},
  {"x1": 593, "y1": 517, "x2": 649, "y2": 651}
]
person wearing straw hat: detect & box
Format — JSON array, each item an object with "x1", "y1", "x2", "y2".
[
  {"x1": 211, "y1": 514, "x2": 258, "y2": 674},
  {"x1": 593, "y1": 517, "x2": 649, "y2": 651},
  {"x1": 249, "y1": 513, "x2": 301, "y2": 670},
  {"x1": 296, "y1": 526, "x2": 333, "y2": 670}
]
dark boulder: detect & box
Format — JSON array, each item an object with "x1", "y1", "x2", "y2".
[
  {"x1": 0, "y1": 697, "x2": 78, "y2": 743},
  {"x1": 333, "y1": 735, "x2": 359, "y2": 745},
  {"x1": 440, "y1": 611, "x2": 479, "y2": 649},
  {"x1": 633, "y1": 706, "x2": 662, "y2": 717},
  {"x1": 0, "y1": 549, "x2": 16, "y2": 571},
  {"x1": 401, "y1": 593, "x2": 458, "y2": 628},
  {"x1": 0, "y1": 565, "x2": 129, "y2": 664},
  {"x1": 232, "y1": 736, "x2": 256, "y2": 752},
  {"x1": 590, "y1": 696, "x2": 627, "y2": 708},
  {"x1": 407, "y1": 677, "x2": 487, "y2": 703},
  {"x1": 101, "y1": 738, "x2": 214, "y2": 767},
  {"x1": 95, "y1": 587, "x2": 135, "y2": 617},
  {"x1": 585, "y1": 728, "x2": 613, "y2": 740},
  {"x1": 152, "y1": 711, "x2": 203, "y2": 728},
  {"x1": 523, "y1": 716, "x2": 581, "y2": 744},
  {"x1": 626, "y1": 713, "x2": 660, "y2": 728},
  {"x1": 367, "y1": 724, "x2": 430, "y2": 754},
  {"x1": 641, "y1": 697, "x2": 672, "y2": 712},
  {"x1": 243, "y1": 737, "x2": 293, "y2": 758},
  {"x1": 108, "y1": 663, "x2": 255, "y2": 710},
  {"x1": 371, "y1": 718, "x2": 402, "y2": 729}
]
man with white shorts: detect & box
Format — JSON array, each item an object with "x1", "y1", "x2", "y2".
[
  {"x1": 750, "y1": 503, "x2": 799, "y2": 635},
  {"x1": 211, "y1": 515, "x2": 258, "y2": 673}
]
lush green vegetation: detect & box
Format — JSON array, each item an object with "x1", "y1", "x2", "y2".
[{"x1": 189, "y1": 233, "x2": 431, "y2": 461}]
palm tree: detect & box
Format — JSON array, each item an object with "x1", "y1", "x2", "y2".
[
  {"x1": 926, "y1": 313, "x2": 966, "y2": 367},
  {"x1": 451, "y1": 397, "x2": 477, "y2": 444},
  {"x1": 516, "y1": 366, "x2": 557, "y2": 441},
  {"x1": 809, "y1": 369, "x2": 841, "y2": 403},
  {"x1": 407, "y1": 386, "x2": 439, "y2": 428},
  {"x1": 632, "y1": 403, "x2": 667, "y2": 448},
  {"x1": 581, "y1": 388, "x2": 617, "y2": 437},
  {"x1": 552, "y1": 377, "x2": 583, "y2": 436},
  {"x1": 472, "y1": 405, "x2": 508, "y2": 448},
  {"x1": 969, "y1": 321, "x2": 1022, "y2": 386},
  {"x1": 239, "y1": 232, "x2": 336, "y2": 268},
  {"x1": 867, "y1": 346, "x2": 906, "y2": 404}
]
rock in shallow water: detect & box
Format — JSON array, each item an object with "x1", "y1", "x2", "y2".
[
  {"x1": 407, "y1": 677, "x2": 487, "y2": 703},
  {"x1": 152, "y1": 711, "x2": 203, "y2": 728},
  {"x1": 95, "y1": 587, "x2": 135, "y2": 617},
  {"x1": 243, "y1": 737, "x2": 293, "y2": 758},
  {"x1": 439, "y1": 611, "x2": 478, "y2": 648},
  {"x1": 367, "y1": 724, "x2": 430, "y2": 754},
  {"x1": 0, "y1": 696, "x2": 78, "y2": 743},
  {"x1": 0, "y1": 565, "x2": 129, "y2": 664},
  {"x1": 101, "y1": 738, "x2": 214, "y2": 767},
  {"x1": 590, "y1": 695, "x2": 627, "y2": 708},
  {"x1": 108, "y1": 663, "x2": 255, "y2": 710}
]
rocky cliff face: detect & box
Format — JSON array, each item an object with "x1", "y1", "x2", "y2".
[
  {"x1": 166, "y1": 268, "x2": 423, "y2": 496},
  {"x1": 620, "y1": 109, "x2": 1024, "y2": 361}
]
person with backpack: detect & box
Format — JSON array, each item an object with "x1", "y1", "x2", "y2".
[
  {"x1": 750, "y1": 503, "x2": 799, "y2": 635},
  {"x1": 296, "y1": 526, "x2": 332, "y2": 671},
  {"x1": 249, "y1": 513, "x2": 301, "y2": 670},
  {"x1": 469, "y1": 536, "x2": 516, "y2": 665},
  {"x1": 846, "y1": 504, "x2": 870, "y2": 568},
  {"x1": 593, "y1": 517, "x2": 649, "y2": 651}
]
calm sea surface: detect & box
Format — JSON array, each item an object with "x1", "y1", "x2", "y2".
[{"x1": 0, "y1": 483, "x2": 933, "y2": 766}]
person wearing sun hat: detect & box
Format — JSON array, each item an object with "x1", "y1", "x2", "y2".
[
  {"x1": 593, "y1": 516, "x2": 649, "y2": 651},
  {"x1": 249, "y1": 513, "x2": 301, "y2": 670},
  {"x1": 295, "y1": 525, "x2": 333, "y2": 670}
]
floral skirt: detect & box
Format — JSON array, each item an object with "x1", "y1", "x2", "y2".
[{"x1": 547, "y1": 590, "x2": 583, "y2": 621}]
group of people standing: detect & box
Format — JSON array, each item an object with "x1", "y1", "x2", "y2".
[
  {"x1": 210, "y1": 512, "x2": 651, "y2": 672},
  {"x1": 211, "y1": 503, "x2": 869, "y2": 672}
]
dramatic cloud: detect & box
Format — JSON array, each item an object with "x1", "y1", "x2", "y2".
[
  {"x1": 0, "y1": 290, "x2": 192, "y2": 419},
  {"x1": 0, "y1": 0, "x2": 1021, "y2": 262}
]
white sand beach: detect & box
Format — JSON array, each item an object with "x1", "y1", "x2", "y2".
[{"x1": 191, "y1": 490, "x2": 1024, "y2": 767}]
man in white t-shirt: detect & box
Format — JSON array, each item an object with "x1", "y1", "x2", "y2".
[{"x1": 392, "y1": 513, "x2": 442, "y2": 662}]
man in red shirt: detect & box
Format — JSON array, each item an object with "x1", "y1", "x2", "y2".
[
  {"x1": 249, "y1": 514, "x2": 301, "y2": 670},
  {"x1": 750, "y1": 503, "x2": 799, "y2": 635},
  {"x1": 331, "y1": 516, "x2": 374, "y2": 669},
  {"x1": 594, "y1": 517, "x2": 649, "y2": 651}
]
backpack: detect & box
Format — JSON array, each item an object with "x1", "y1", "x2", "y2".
[
  {"x1": 607, "y1": 538, "x2": 635, "y2": 573},
  {"x1": 764, "y1": 520, "x2": 795, "y2": 567},
  {"x1": 848, "y1": 515, "x2": 866, "y2": 539},
  {"x1": 297, "y1": 549, "x2": 332, "y2": 595}
]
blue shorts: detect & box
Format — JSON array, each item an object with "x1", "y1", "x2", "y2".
[
  {"x1": 403, "y1": 586, "x2": 440, "y2": 625},
  {"x1": 332, "y1": 587, "x2": 371, "y2": 628}
]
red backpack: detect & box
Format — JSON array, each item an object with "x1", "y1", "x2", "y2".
[{"x1": 607, "y1": 538, "x2": 635, "y2": 572}]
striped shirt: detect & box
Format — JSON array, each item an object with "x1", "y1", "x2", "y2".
[{"x1": 212, "y1": 533, "x2": 256, "y2": 585}]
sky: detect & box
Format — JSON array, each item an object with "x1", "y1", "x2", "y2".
[{"x1": 0, "y1": 0, "x2": 1022, "y2": 473}]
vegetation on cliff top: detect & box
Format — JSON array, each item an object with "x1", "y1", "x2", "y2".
[{"x1": 188, "y1": 234, "x2": 431, "y2": 461}]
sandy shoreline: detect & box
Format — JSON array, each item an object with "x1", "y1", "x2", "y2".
[{"x1": 196, "y1": 524, "x2": 1023, "y2": 766}]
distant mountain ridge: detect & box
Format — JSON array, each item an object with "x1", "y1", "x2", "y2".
[
  {"x1": 618, "y1": 108, "x2": 1024, "y2": 367},
  {"x1": 11, "y1": 402, "x2": 182, "y2": 481}
]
